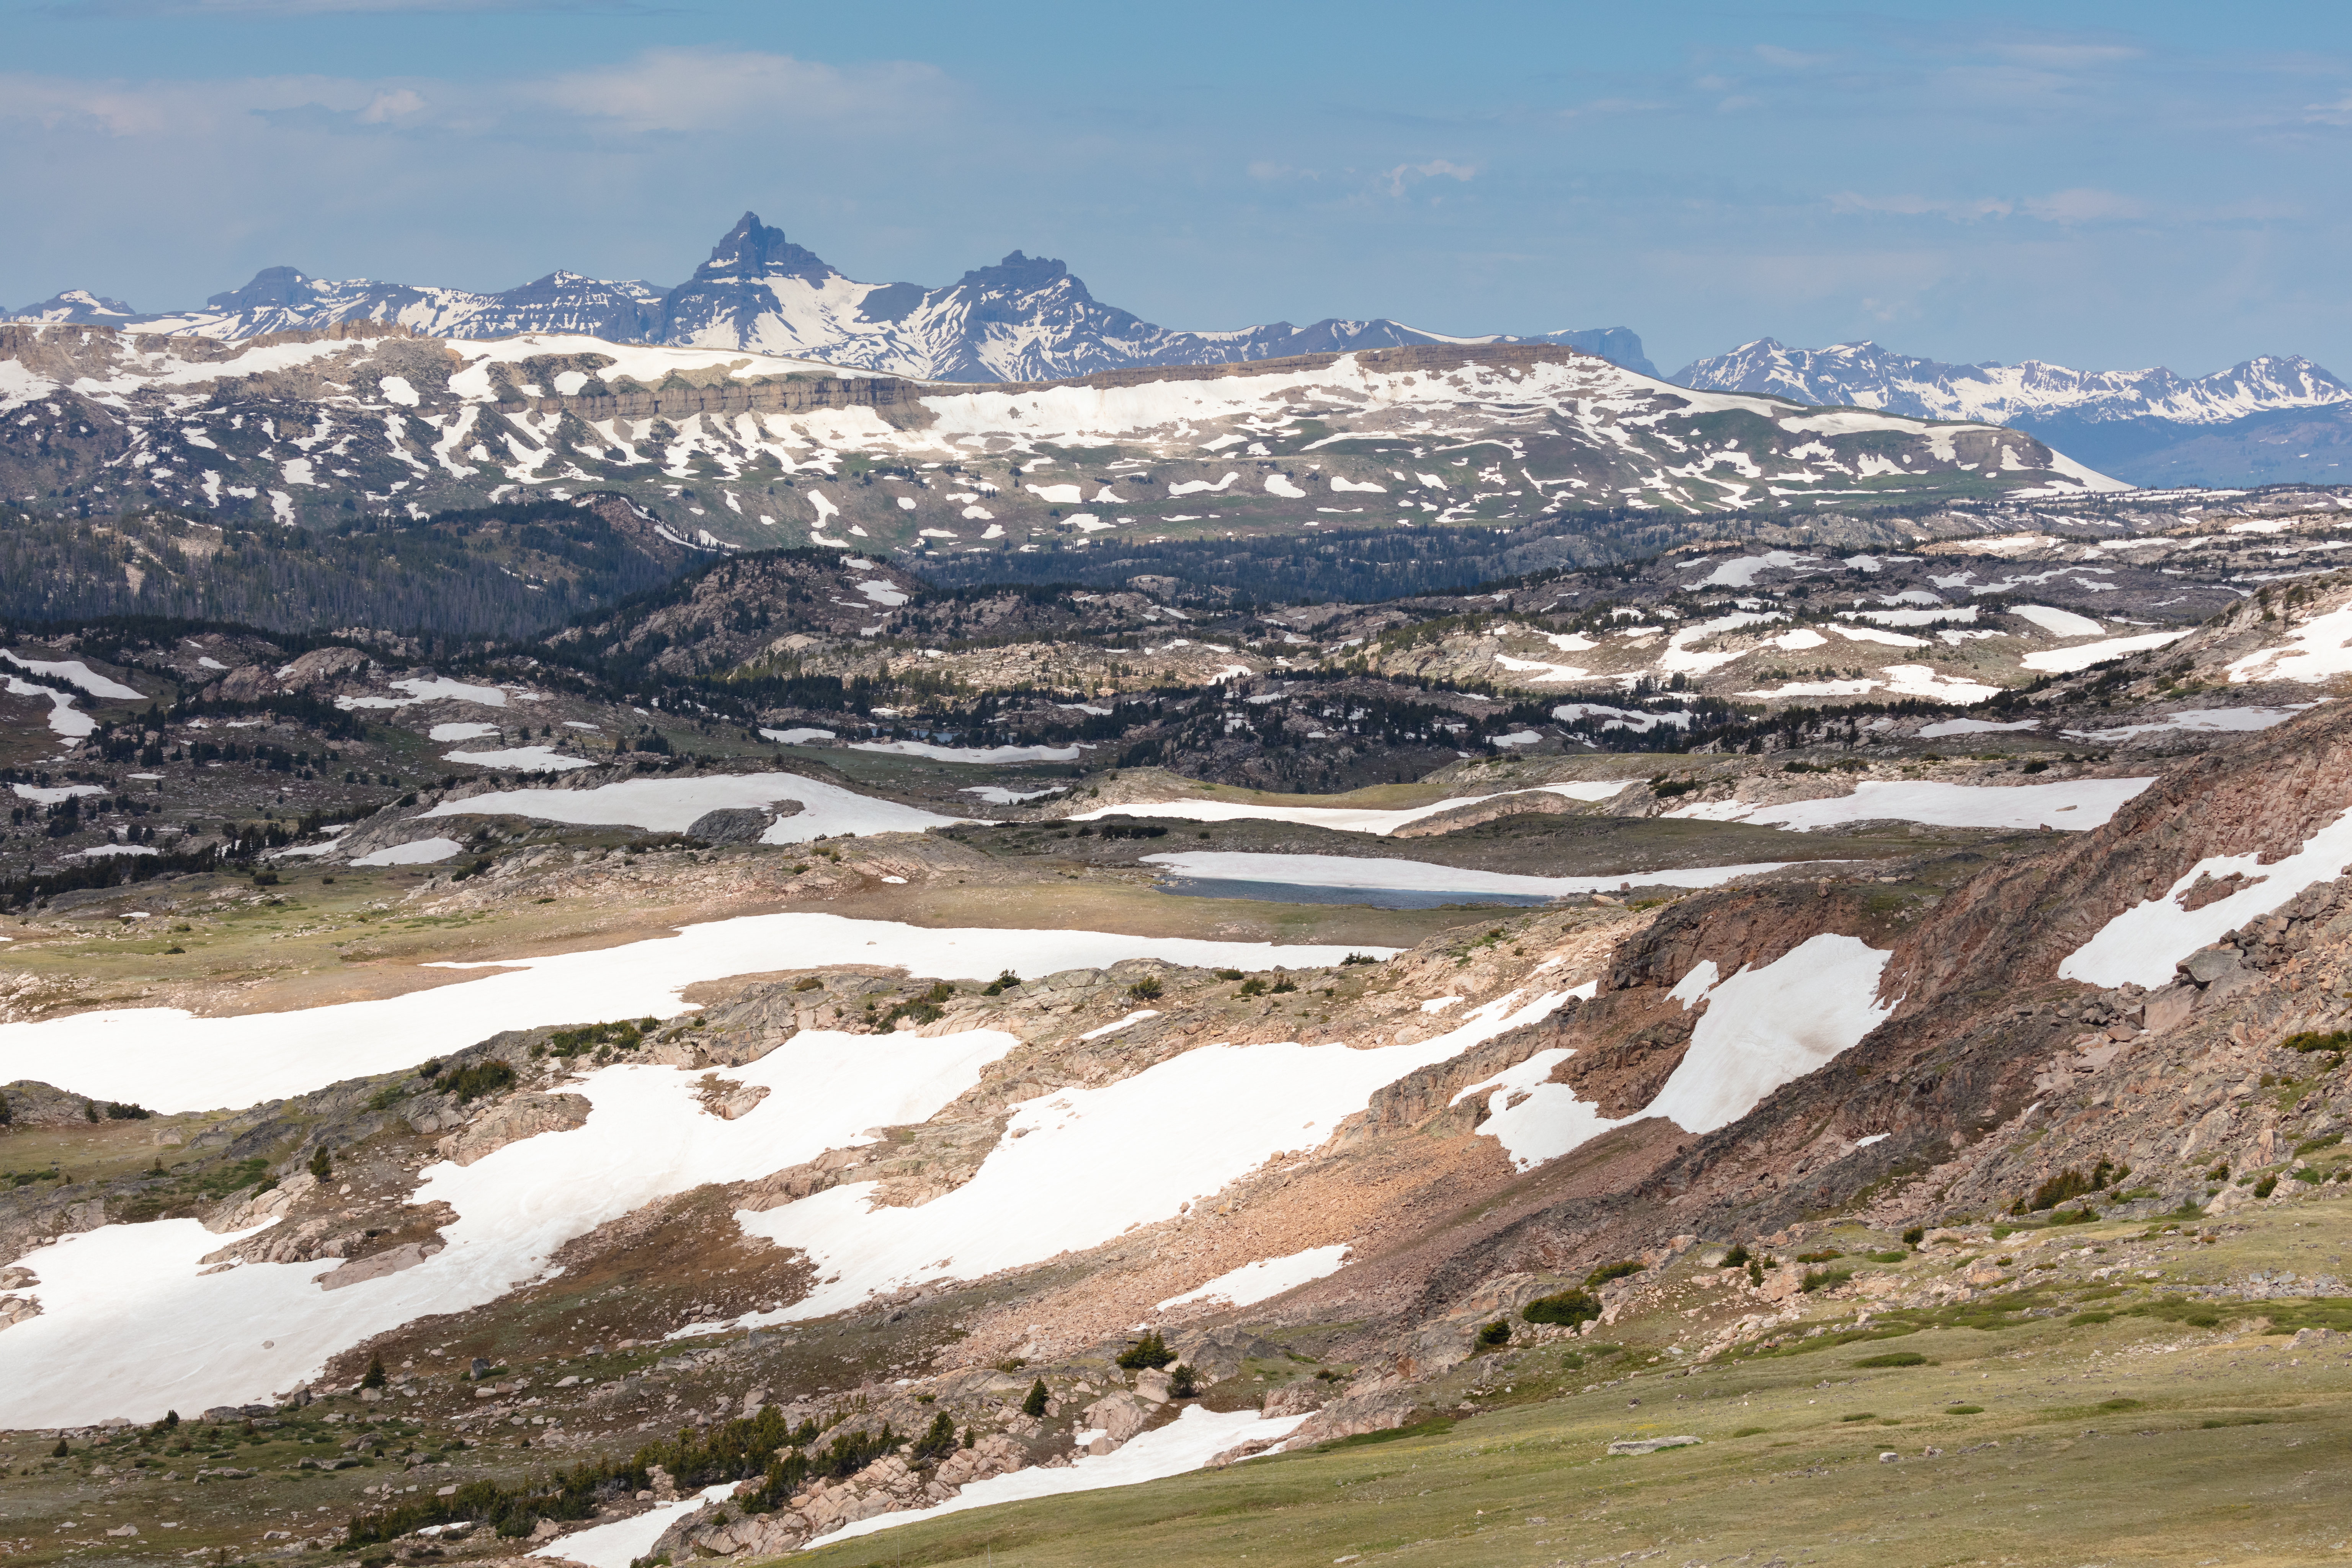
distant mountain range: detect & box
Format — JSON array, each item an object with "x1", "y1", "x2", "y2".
[
  {"x1": 4, "y1": 212, "x2": 1658, "y2": 384},
  {"x1": 1676, "y1": 338, "x2": 2352, "y2": 489}
]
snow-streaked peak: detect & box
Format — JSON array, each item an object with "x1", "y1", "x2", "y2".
[
  {"x1": 3, "y1": 212, "x2": 1658, "y2": 385},
  {"x1": 1676, "y1": 338, "x2": 2351, "y2": 428}
]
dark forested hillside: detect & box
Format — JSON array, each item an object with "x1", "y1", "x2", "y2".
[{"x1": 0, "y1": 496, "x2": 703, "y2": 637}]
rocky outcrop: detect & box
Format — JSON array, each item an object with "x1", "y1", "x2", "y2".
[{"x1": 434, "y1": 1093, "x2": 591, "y2": 1167}]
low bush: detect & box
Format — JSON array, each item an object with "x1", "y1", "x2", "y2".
[
  {"x1": 2281, "y1": 1030, "x2": 2352, "y2": 1054},
  {"x1": 982, "y1": 970, "x2": 1019, "y2": 995},
  {"x1": 1476, "y1": 1320, "x2": 1511, "y2": 1348},
  {"x1": 1127, "y1": 976, "x2": 1163, "y2": 1000},
  {"x1": 442, "y1": 1060, "x2": 518, "y2": 1103},
  {"x1": 1583, "y1": 1260, "x2": 1644, "y2": 1289},
  {"x1": 1116, "y1": 1330, "x2": 1175, "y2": 1370},
  {"x1": 1523, "y1": 1289, "x2": 1602, "y2": 1327},
  {"x1": 1802, "y1": 1267, "x2": 1853, "y2": 1294},
  {"x1": 1852, "y1": 1351, "x2": 1928, "y2": 1367}
]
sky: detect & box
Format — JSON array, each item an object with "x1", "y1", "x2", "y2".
[{"x1": 6, "y1": 0, "x2": 2352, "y2": 378}]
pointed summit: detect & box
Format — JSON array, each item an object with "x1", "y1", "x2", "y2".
[{"x1": 693, "y1": 212, "x2": 836, "y2": 284}]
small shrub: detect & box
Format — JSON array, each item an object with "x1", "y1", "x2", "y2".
[
  {"x1": 1867, "y1": 1250, "x2": 1909, "y2": 1264},
  {"x1": 102, "y1": 1101, "x2": 151, "y2": 1121},
  {"x1": 1116, "y1": 1330, "x2": 1175, "y2": 1370},
  {"x1": 1838, "y1": 1412, "x2": 1877, "y2": 1423},
  {"x1": 909, "y1": 1412, "x2": 957, "y2": 1465},
  {"x1": 1730, "y1": 1425, "x2": 1769, "y2": 1437},
  {"x1": 1583, "y1": 1260, "x2": 1643, "y2": 1290},
  {"x1": 1476, "y1": 1320, "x2": 1511, "y2": 1348},
  {"x1": 982, "y1": 970, "x2": 1019, "y2": 996},
  {"x1": 1945, "y1": 1404, "x2": 1983, "y2": 1414},
  {"x1": 361, "y1": 1355, "x2": 387, "y2": 1390},
  {"x1": 1127, "y1": 976, "x2": 1163, "y2": 1001},
  {"x1": 1215, "y1": 969, "x2": 1245, "y2": 981},
  {"x1": 1341, "y1": 952, "x2": 1378, "y2": 966},
  {"x1": 2252, "y1": 1174, "x2": 2278, "y2": 1199},
  {"x1": 50, "y1": 1439, "x2": 68, "y2": 1458},
  {"x1": 1852, "y1": 1351, "x2": 1927, "y2": 1368},
  {"x1": 1718, "y1": 1244, "x2": 1751, "y2": 1269},
  {"x1": 1523, "y1": 1289, "x2": 1601, "y2": 1327},
  {"x1": 2281, "y1": 1030, "x2": 2352, "y2": 1054},
  {"x1": 1169, "y1": 1364, "x2": 1198, "y2": 1398},
  {"x1": 1795, "y1": 1248, "x2": 1843, "y2": 1264},
  {"x1": 1270, "y1": 977, "x2": 1297, "y2": 995},
  {"x1": 1802, "y1": 1267, "x2": 1853, "y2": 1294},
  {"x1": 442, "y1": 1060, "x2": 517, "y2": 1103},
  {"x1": 308, "y1": 1146, "x2": 333, "y2": 1182},
  {"x1": 2295, "y1": 1131, "x2": 2343, "y2": 1156},
  {"x1": 1022, "y1": 1379, "x2": 1049, "y2": 1418},
  {"x1": 1235, "y1": 977, "x2": 1267, "y2": 998}
]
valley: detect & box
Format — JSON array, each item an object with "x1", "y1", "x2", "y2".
[{"x1": 3, "y1": 335, "x2": 2352, "y2": 1568}]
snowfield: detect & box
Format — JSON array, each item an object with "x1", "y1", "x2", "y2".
[
  {"x1": 416, "y1": 773, "x2": 972, "y2": 842},
  {"x1": 0, "y1": 650, "x2": 142, "y2": 700},
  {"x1": 439, "y1": 745, "x2": 596, "y2": 772},
  {"x1": 810, "y1": 1406, "x2": 1310, "y2": 1550},
  {"x1": 729, "y1": 990, "x2": 1573, "y2": 1326},
  {"x1": 2226, "y1": 604, "x2": 2352, "y2": 684},
  {"x1": 1645, "y1": 934, "x2": 1896, "y2": 1133},
  {"x1": 0, "y1": 1026, "x2": 1026, "y2": 1427},
  {"x1": 1667, "y1": 777, "x2": 2154, "y2": 832},
  {"x1": 846, "y1": 740, "x2": 1083, "y2": 764},
  {"x1": 0, "y1": 914, "x2": 1396, "y2": 1112},
  {"x1": 1450, "y1": 934, "x2": 1894, "y2": 1168},
  {"x1": 1142, "y1": 851, "x2": 1821, "y2": 898},
  {"x1": 1154, "y1": 1244, "x2": 1351, "y2": 1312},
  {"x1": 1072, "y1": 782, "x2": 1631, "y2": 836},
  {"x1": 2061, "y1": 805, "x2": 2352, "y2": 989},
  {"x1": 2060, "y1": 705, "x2": 2317, "y2": 742},
  {"x1": 2020, "y1": 630, "x2": 2191, "y2": 673}
]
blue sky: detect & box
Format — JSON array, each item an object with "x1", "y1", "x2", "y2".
[{"x1": 7, "y1": 0, "x2": 2352, "y2": 377}]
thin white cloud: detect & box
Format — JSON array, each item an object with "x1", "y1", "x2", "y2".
[
  {"x1": 1829, "y1": 191, "x2": 2015, "y2": 221},
  {"x1": 1828, "y1": 188, "x2": 2146, "y2": 225},
  {"x1": 2305, "y1": 94, "x2": 2352, "y2": 128},
  {"x1": 2021, "y1": 187, "x2": 2147, "y2": 224},
  {"x1": 1753, "y1": 44, "x2": 1831, "y2": 69},
  {"x1": 1382, "y1": 159, "x2": 1477, "y2": 198},
  {"x1": 524, "y1": 48, "x2": 945, "y2": 134},
  {"x1": 358, "y1": 88, "x2": 426, "y2": 124}
]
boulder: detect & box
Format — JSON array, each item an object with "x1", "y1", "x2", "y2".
[
  {"x1": 1079, "y1": 1392, "x2": 1148, "y2": 1449},
  {"x1": 688, "y1": 807, "x2": 782, "y2": 845},
  {"x1": 436, "y1": 1093, "x2": 591, "y2": 1167},
  {"x1": 317, "y1": 1240, "x2": 444, "y2": 1292}
]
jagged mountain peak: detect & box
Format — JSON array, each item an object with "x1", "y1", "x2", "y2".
[
  {"x1": 206, "y1": 265, "x2": 328, "y2": 311},
  {"x1": 5, "y1": 211, "x2": 1656, "y2": 387},
  {"x1": 8, "y1": 288, "x2": 138, "y2": 323},
  {"x1": 696, "y1": 211, "x2": 839, "y2": 284}
]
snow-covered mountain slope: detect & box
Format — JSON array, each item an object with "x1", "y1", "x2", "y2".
[
  {"x1": 7, "y1": 213, "x2": 1658, "y2": 384},
  {"x1": 1676, "y1": 338, "x2": 2352, "y2": 488},
  {"x1": 1674, "y1": 338, "x2": 2352, "y2": 429},
  {"x1": 0, "y1": 323, "x2": 2120, "y2": 554},
  {"x1": 75, "y1": 265, "x2": 671, "y2": 344}
]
